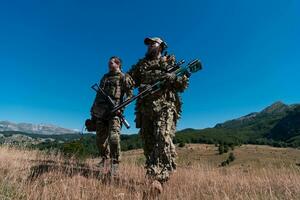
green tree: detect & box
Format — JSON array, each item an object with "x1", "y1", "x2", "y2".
[
  {"x1": 218, "y1": 144, "x2": 224, "y2": 154},
  {"x1": 228, "y1": 152, "x2": 235, "y2": 162}
]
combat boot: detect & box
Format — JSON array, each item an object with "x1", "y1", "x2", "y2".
[
  {"x1": 110, "y1": 160, "x2": 119, "y2": 178},
  {"x1": 97, "y1": 157, "x2": 110, "y2": 173}
]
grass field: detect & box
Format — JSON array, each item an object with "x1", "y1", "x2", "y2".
[{"x1": 0, "y1": 144, "x2": 300, "y2": 200}]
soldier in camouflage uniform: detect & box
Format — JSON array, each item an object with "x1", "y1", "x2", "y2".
[
  {"x1": 128, "y1": 37, "x2": 189, "y2": 183},
  {"x1": 91, "y1": 56, "x2": 134, "y2": 175}
]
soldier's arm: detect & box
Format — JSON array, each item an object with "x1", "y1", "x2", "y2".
[
  {"x1": 165, "y1": 55, "x2": 189, "y2": 92},
  {"x1": 127, "y1": 61, "x2": 142, "y2": 88},
  {"x1": 123, "y1": 73, "x2": 135, "y2": 101}
]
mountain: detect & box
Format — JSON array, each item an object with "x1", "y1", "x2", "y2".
[
  {"x1": 43, "y1": 101, "x2": 300, "y2": 152},
  {"x1": 215, "y1": 101, "x2": 292, "y2": 129},
  {"x1": 174, "y1": 101, "x2": 300, "y2": 147},
  {"x1": 0, "y1": 121, "x2": 79, "y2": 135},
  {"x1": 260, "y1": 101, "x2": 290, "y2": 114},
  {"x1": 54, "y1": 101, "x2": 300, "y2": 157},
  {"x1": 1, "y1": 101, "x2": 300, "y2": 153},
  {"x1": 268, "y1": 105, "x2": 300, "y2": 142}
]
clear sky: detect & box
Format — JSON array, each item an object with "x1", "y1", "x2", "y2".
[{"x1": 0, "y1": 0, "x2": 299, "y2": 133}]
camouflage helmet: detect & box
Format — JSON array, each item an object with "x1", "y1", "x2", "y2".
[{"x1": 144, "y1": 37, "x2": 168, "y2": 51}]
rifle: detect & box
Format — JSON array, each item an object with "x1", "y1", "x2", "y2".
[
  {"x1": 91, "y1": 84, "x2": 131, "y2": 129},
  {"x1": 111, "y1": 59, "x2": 202, "y2": 114}
]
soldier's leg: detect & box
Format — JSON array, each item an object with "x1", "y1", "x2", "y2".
[
  {"x1": 96, "y1": 120, "x2": 110, "y2": 160},
  {"x1": 139, "y1": 114, "x2": 156, "y2": 170},
  {"x1": 108, "y1": 116, "x2": 121, "y2": 174},
  {"x1": 150, "y1": 108, "x2": 177, "y2": 182}
]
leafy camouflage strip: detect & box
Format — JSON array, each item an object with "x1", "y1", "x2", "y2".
[
  {"x1": 129, "y1": 55, "x2": 188, "y2": 182},
  {"x1": 143, "y1": 107, "x2": 177, "y2": 182}
]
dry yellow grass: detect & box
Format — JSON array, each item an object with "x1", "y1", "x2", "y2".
[{"x1": 0, "y1": 144, "x2": 300, "y2": 200}]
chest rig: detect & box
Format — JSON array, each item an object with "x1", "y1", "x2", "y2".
[
  {"x1": 91, "y1": 72, "x2": 125, "y2": 120},
  {"x1": 101, "y1": 72, "x2": 125, "y2": 101},
  {"x1": 139, "y1": 58, "x2": 168, "y2": 85}
]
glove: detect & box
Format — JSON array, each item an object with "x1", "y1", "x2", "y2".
[{"x1": 165, "y1": 73, "x2": 176, "y2": 82}]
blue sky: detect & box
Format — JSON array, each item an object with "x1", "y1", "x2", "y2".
[{"x1": 0, "y1": 0, "x2": 299, "y2": 133}]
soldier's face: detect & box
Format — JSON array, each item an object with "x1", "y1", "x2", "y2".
[
  {"x1": 108, "y1": 58, "x2": 121, "y2": 72},
  {"x1": 147, "y1": 42, "x2": 162, "y2": 56}
]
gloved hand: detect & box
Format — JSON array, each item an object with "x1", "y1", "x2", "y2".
[{"x1": 165, "y1": 73, "x2": 176, "y2": 82}]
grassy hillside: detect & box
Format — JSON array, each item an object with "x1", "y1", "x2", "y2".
[{"x1": 0, "y1": 144, "x2": 299, "y2": 199}]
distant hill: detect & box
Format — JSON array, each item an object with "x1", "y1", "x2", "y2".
[
  {"x1": 268, "y1": 105, "x2": 300, "y2": 143},
  {"x1": 0, "y1": 131, "x2": 82, "y2": 146},
  {"x1": 1, "y1": 101, "x2": 299, "y2": 157},
  {"x1": 175, "y1": 101, "x2": 300, "y2": 147},
  {"x1": 0, "y1": 121, "x2": 79, "y2": 135},
  {"x1": 215, "y1": 101, "x2": 291, "y2": 129},
  {"x1": 46, "y1": 101, "x2": 300, "y2": 158}
]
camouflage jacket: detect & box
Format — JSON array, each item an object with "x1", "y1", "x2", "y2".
[
  {"x1": 91, "y1": 71, "x2": 134, "y2": 119},
  {"x1": 128, "y1": 55, "x2": 189, "y2": 125}
]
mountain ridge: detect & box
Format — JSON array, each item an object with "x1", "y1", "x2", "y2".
[
  {"x1": 0, "y1": 121, "x2": 79, "y2": 135},
  {"x1": 214, "y1": 101, "x2": 297, "y2": 129},
  {"x1": 1, "y1": 101, "x2": 299, "y2": 151}
]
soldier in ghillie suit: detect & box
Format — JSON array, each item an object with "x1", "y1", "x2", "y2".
[
  {"x1": 90, "y1": 56, "x2": 134, "y2": 175},
  {"x1": 128, "y1": 37, "x2": 189, "y2": 183}
]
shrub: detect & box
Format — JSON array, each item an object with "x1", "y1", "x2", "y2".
[{"x1": 178, "y1": 142, "x2": 186, "y2": 147}]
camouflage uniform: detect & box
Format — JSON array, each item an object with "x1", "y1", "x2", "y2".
[
  {"x1": 91, "y1": 71, "x2": 134, "y2": 164},
  {"x1": 129, "y1": 52, "x2": 189, "y2": 182}
]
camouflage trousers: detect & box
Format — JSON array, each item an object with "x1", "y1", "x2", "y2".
[
  {"x1": 139, "y1": 107, "x2": 177, "y2": 182},
  {"x1": 96, "y1": 116, "x2": 121, "y2": 164}
]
